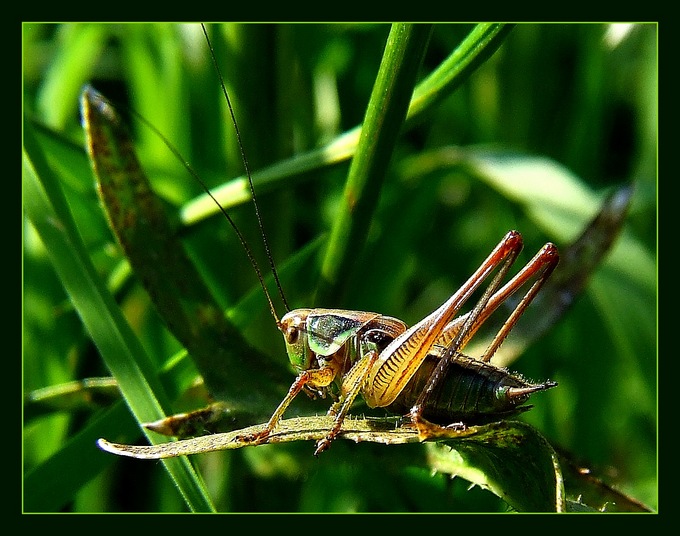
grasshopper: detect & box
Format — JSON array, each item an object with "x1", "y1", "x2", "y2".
[{"x1": 240, "y1": 230, "x2": 558, "y2": 455}]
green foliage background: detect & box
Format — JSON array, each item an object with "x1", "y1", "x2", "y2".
[{"x1": 23, "y1": 23, "x2": 656, "y2": 512}]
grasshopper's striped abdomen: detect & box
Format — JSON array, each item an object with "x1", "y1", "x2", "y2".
[{"x1": 390, "y1": 353, "x2": 557, "y2": 425}]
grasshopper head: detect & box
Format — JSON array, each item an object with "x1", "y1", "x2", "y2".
[{"x1": 279, "y1": 309, "x2": 314, "y2": 371}]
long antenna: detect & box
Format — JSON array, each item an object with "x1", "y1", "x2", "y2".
[
  {"x1": 200, "y1": 23, "x2": 291, "y2": 316},
  {"x1": 128, "y1": 24, "x2": 289, "y2": 325},
  {"x1": 131, "y1": 109, "x2": 283, "y2": 325}
]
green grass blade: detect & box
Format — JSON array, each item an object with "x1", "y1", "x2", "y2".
[
  {"x1": 23, "y1": 119, "x2": 214, "y2": 512},
  {"x1": 315, "y1": 23, "x2": 433, "y2": 304},
  {"x1": 407, "y1": 23, "x2": 512, "y2": 121},
  {"x1": 80, "y1": 87, "x2": 289, "y2": 408},
  {"x1": 181, "y1": 24, "x2": 512, "y2": 226},
  {"x1": 98, "y1": 415, "x2": 565, "y2": 512}
]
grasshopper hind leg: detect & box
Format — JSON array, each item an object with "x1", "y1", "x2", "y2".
[{"x1": 408, "y1": 238, "x2": 559, "y2": 440}]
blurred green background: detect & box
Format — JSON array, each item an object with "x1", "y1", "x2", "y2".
[{"x1": 23, "y1": 23, "x2": 656, "y2": 512}]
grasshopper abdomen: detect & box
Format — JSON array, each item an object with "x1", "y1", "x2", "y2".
[{"x1": 390, "y1": 353, "x2": 556, "y2": 425}]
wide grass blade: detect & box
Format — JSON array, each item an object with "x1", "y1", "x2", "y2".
[
  {"x1": 23, "y1": 119, "x2": 214, "y2": 512},
  {"x1": 80, "y1": 86, "x2": 288, "y2": 407},
  {"x1": 98, "y1": 415, "x2": 566, "y2": 512}
]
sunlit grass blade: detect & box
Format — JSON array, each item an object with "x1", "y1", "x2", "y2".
[
  {"x1": 97, "y1": 415, "x2": 564, "y2": 512},
  {"x1": 24, "y1": 377, "x2": 119, "y2": 420}
]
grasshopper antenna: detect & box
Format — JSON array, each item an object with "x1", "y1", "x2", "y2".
[
  {"x1": 127, "y1": 25, "x2": 288, "y2": 325},
  {"x1": 201, "y1": 23, "x2": 291, "y2": 320},
  {"x1": 132, "y1": 111, "x2": 284, "y2": 325}
]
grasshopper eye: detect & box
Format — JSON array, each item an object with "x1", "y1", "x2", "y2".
[
  {"x1": 280, "y1": 309, "x2": 311, "y2": 347},
  {"x1": 279, "y1": 310, "x2": 307, "y2": 346},
  {"x1": 281, "y1": 312, "x2": 312, "y2": 370},
  {"x1": 285, "y1": 325, "x2": 299, "y2": 345}
]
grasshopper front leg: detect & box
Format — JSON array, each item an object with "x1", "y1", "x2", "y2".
[
  {"x1": 269, "y1": 308, "x2": 406, "y2": 454},
  {"x1": 314, "y1": 349, "x2": 380, "y2": 455},
  {"x1": 237, "y1": 366, "x2": 336, "y2": 445}
]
